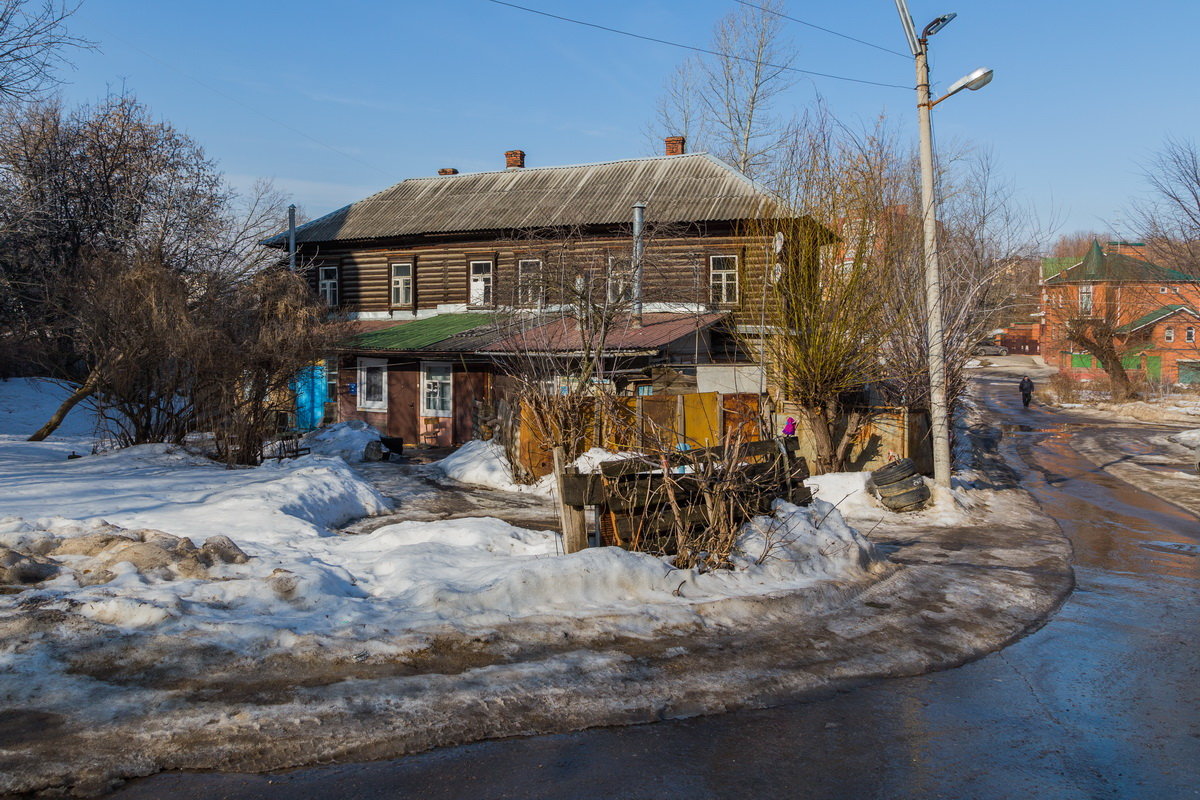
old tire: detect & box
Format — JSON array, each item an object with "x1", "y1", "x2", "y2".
[
  {"x1": 876, "y1": 473, "x2": 925, "y2": 498},
  {"x1": 870, "y1": 458, "x2": 916, "y2": 488},
  {"x1": 880, "y1": 483, "x2": 931, "y2": 511}
]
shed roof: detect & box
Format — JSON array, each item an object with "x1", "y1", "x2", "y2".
[
  {"x1": 480, "y1": 313, "x2": 727, "y2": 354},
  {"x1": 267, "y1": 154, "x2": 779, "y2": 246},
  {"x1": 348, "y1": 314, "x2": 495, "y2": 351},
  {"x1": 1044, "y1": 240, "x2": 1198, "y2": 285},
  {"x1": 343, "y1": 312, "x2": 724, "y2": 355},
  {"x1": 1115, "y1": 304, "x2": 1199, "y2": 334}
]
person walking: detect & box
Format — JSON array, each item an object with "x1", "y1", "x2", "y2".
[{"x1": 1019, "y1": 376, "x2": 1035, "y2": 408}]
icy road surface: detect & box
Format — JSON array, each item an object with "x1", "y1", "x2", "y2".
[{"x1": 112, "y1": 371, "x2": 1200, "y2": 800}]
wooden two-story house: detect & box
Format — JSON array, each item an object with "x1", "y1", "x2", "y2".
[{"x1": 268, "y1": 140, "x2": 822, "y2": 445}]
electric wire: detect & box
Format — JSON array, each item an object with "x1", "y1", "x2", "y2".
[
  {"x1": 483, "y1": 0, "x2": 910, "y2": 90},
  {"x1": 732, "y1": 0, "x2": 909, "y2": 59}
]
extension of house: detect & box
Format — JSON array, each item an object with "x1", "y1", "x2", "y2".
[
  {"x1": 265, "y1": 139, "x2": 822, "y2": 446},
  {"x1": 1040, "y1": 240, "x2": 1200, "y2": 384}
]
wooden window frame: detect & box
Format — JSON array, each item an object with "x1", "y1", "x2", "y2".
[
  {"x1": 469, "y1": 259, "x2": 494, "y2": 307},
  {"x1": 606, "y1": 254, "x2": 631, "y2": 305},
  {"x1": 710, "y1": 254, "x2": 739, "y2": 305},
  {"x1": 318, "y1": 265, "x2": 339, "y2": 307},
  {"x1": 1188, "y1": 326, "x2": 1196, "y2": 344},
  {"x1": 517, "y1": 258, "x2": 544, "y2": 307},
  {"x1": 1165, "y1": 326, "x2": 1176, "y2": 343},
  {"x1": 356, "y1": 357, "x2": 387, "y2": 412},
  {"x1": 421, "y1": 361, "x2": 453, "y2": 417},
  {"x1": 390, "y1": 262, "x2": 414, "y2": 307}
]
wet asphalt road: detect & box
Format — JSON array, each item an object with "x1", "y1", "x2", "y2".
[{"x1": 110, "y1": 378, "x2": 1200, "y2": 800}]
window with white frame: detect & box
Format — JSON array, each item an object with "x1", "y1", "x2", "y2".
[
  {"x1": 1165, "y1": 327, "x2": 1176, "y2": 343},
  {"x1": 710, "y1": 255, "x2": 739, "y2": 304},
  {"x1": 1078, "y1": 285, "x2": 1093, "y2": 315},
  {"x1": 469, "y1": 260, "x2": 493, "y2": 305},
  {"x1": 1188, "y1": 327, "x2": 1196, "y2": 343},
  {"x1": 356, "y1": 357, "x2": 387, "y2": 411},
  {"x1": 606, "y1": 256, "x2": 630, "y2": 304},
  {"x1": 1160, "y1": 286, "x2": 1169, "y2": 294},
  {"x1": 517, "y1": 258, "x2": 543, "y2": 306},
  {"x1": 421, "y1": 362, "x2": 452, "y2": 417},
  {"x1": 391, "y1": 262, "x2": 413, "y2": 306},
  {"x1": 318, "y1": 266, "x2": 339, "y2": 306}
]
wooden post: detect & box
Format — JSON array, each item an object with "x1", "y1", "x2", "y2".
[{"x1": 553, "y1": 446, "x2": 588, "y2": 554}]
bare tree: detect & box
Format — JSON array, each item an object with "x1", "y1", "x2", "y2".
[
  {"x1": 650, "y1": 0, "x2": 795, "y2": 179},
  {"x1": 0, "y1": 0, "x2": 90, "y2": 100},
  {"x1": 1131, "y1": 137, "x2": 1200, "y2": 272}
]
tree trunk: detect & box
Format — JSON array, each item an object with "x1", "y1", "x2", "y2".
[{"x1": 28, "y1": 371, "x2": 99, "y2": 441}]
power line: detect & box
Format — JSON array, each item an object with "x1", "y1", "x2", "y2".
[
  {"x1": 732, "y1": 0, "x2": 909, "y2": 59},
  {"x1": 483, "y1": 0, "x2": 910, "y2": 90}
]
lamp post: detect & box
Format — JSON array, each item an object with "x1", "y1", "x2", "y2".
[{"x1": 894, "y1": 1, "x2": 992, "y2": 492}]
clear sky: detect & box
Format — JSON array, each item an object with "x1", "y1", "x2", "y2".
[{"x1": 56, "y1": 0, "x2": 1200, "y2": 243}]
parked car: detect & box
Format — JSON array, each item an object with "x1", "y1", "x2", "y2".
[{"x1": 974, "y1": 341, "x2": 1009, "y2": 356}]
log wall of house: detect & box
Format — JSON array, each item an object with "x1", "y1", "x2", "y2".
[{"x1": 297, "y1": 225, "x2": 780, "y2": 319}]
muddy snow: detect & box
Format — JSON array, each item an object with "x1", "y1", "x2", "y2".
[{"x1": 0, "y1": 378, "x2": 1071, "y2": 796}]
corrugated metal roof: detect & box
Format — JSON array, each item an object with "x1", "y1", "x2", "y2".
[
  {"x1": 268, "y1": 154, "x2": 778, "y2": 245},
  {"x1": 348, "y1": 314, "x2": 495, "y2": 351},
  {"x1": 343, "y1": 312, "x2": 725, "y2": 355},
  {"x1": 481, "y1": 313, "x2": 726, "y2": 354}
]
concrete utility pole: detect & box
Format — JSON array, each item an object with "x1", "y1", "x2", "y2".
[{"x1": 893, "y1": 1, "x2": 992, "y2": 492}]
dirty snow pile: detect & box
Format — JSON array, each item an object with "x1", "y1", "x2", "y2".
[
  {"x1": 1169, "y1": 428, "x2": 1200, "y2": 449},
  {"x1": 301, "y1": 419, "x2": 382, "y2": 462}
]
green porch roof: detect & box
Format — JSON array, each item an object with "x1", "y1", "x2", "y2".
[
  {"x1": 348, "y1": 313, "x2": 496, "y2": 351},
  {"x1": 1115, "y1": 304, "x2": 1198, "y2": 334},
  {"x1": 1044, "y1": 240, "x2": 1197, "y2": 285}
]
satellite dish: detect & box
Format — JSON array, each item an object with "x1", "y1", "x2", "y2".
[{"x1": 773, "y1": 232, "x2": 785, "y2": 254}]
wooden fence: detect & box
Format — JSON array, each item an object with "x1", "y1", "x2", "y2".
[{"x1": 517, "y1": 392, "x2": 764, "y2": 480}]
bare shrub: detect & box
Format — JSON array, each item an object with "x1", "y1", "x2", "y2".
[{"x1": 1045, "y1": 372, "x2": 1081, "y2": 405}]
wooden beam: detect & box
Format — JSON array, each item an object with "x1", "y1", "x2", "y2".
[{"x1": 553, "y1": 447, "x2": 589, "y2": 554}]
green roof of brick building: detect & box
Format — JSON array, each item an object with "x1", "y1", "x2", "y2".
[
  {"x1": 1044, "y1": 240, "x2": 1198, "y2": 285},
  {"x1": 1115, "y1": 304, "x2": 1199, "y2": 334},
  {"x1": 1041, "y1": 256, "x2": 1078, "y2": 280},
  {"x1": 348, "y1": 313, "x2": 496, "y2": 351}
]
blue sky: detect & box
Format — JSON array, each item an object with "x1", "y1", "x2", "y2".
[{"x1": 58, "y1": 0, "x2": 1200, "y2": 242}]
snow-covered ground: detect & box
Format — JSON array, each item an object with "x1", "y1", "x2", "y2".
[
  {"x1": 0, "y1": 379, "x2": 888, "y2": 665},
  {"x1": 0, "y1": 378, "x2": 1073, "y2": 797}
]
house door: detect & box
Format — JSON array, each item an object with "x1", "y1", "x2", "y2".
[
  {"x1": 293, "y1": 363, "x2": 328, "y2": 430},
  {"x1": 1145, "y1": 355, "x2": 1162, "y2": 382}
]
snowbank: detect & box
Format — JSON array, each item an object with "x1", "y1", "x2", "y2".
[
  {"x1": 301, "y1": 420, "x2": 382, "y2": 462},
  {"x1": 0, "y1": 429, "x2": 885, "y2": 648},
  {"x1": 1169, "y1": 428, "x2": 1200, "y2": 449}
]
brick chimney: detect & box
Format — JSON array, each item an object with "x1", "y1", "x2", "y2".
[
  {"x1": 437, "y1": 168, "x2": 459, "y2": 176},
  {"x1": 505, "y1": 149, "x2": 525, "y2": 169},
  {"x1": 665, "y1": 136, "x2": 686, "y2": 156}
]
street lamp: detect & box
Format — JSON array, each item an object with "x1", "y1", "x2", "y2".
[{"x1": 893, "y1": 1, "x2": 993, "y2": 494}]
